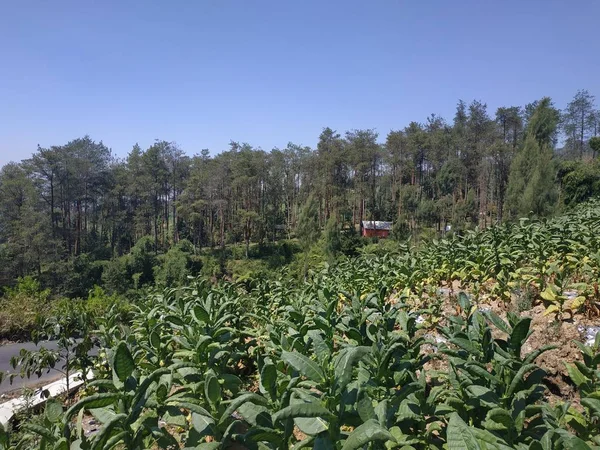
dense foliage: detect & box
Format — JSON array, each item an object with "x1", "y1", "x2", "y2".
[
  {"x1": 2, "y1": 199, "x2": 600, "y2": 449},
  {"x1": 1, "y1": 90, "x2": 600, "y2": 298}
]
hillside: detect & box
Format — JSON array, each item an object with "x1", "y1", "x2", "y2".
[{"x1": 2, "y1": 199, "x2": 600, "y2": 448}]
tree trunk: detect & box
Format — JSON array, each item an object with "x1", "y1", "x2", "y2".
[{"x1": 50, "y1": 175, "x2": 55, "y2": 236}]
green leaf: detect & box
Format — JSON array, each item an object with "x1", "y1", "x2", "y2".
[
  {"x1": 259, "y1": 363, "x2": 277, "y2": 399},
  {"x1": 485, "y1": 311, "x2": 511, "y2": 335},
  {"x1": 193, "y1": 305, "x2": 210, "y2": 324},
  {"x1": 573, "y1": 340, "x2": 594, "y2": 360},
  {"x1": 554, "y1": 429, "x2": 593, "y2": 450},
  {"x1": 113, "y1": 341, "x2": 134, "y2": 382},
  {"x1": 64, "y1": 393, "x2": 121, "y2": 422},
  {"x1": 295, "y1": 416, "x2": 330, "y2": 436},
  {"x1": 482, "y1": 408, "x2": 513, "y2": 431},
  {"x1": 282, "y1": 351, "x2": 325, "y2": 383},
  {"x1": 375, "y1": 399, "x2": 389, "y2": 427},
  {"x1": 308, "y1": 330, "x2": 331, "y2": 362},
  {"x1": 100, "y1": 431, "x2": 129, "y2": 450},
  {"x1": 162, "y1": 406, "x2": 187, "y2": 427},
  {"x1": 76, "y1": 408, "x2": 85, "y2": 439},
  {"x1": 565, "y1": 363, "x2": 588, "y2": 387},
  {"x1": 218, "y1": 393, "x2": 268, "y2": 425},
  {"x1": 523, "y1": 345, "x2": 557, "y2": 365},
  {"x1": 396, "y1": 401, "x2": 421, "y2": 421},
  {"x1": 166, "y1": 399, "x2": 212, "y2": 416},
  {"x1": 341, "y1": 419, "x2": 394, "y2": 450},
  {"x1": 507, "y1": 364, "x2": 537, "y2": 398},
  {"x1": 45, "y1": 399, "x2": 63, "y2": 423},
  {"x1": 466, "y1": 386, "x2": 499, "y2": 408},
  {"x1": 90, "y1": 414, "x2": 127, "y2": 450},
  {"x1": 236, "y1": 403, "x2": 271, "y2": 427},
  {"x1": 458, "y1": 292, "x2": 471, "y2": 313},
  {"x1": 149, "y1": 330, "x2": 161, "y2": 349},
  {"x1": 450, "y1": 337, "x2": 479, "y2": 355},
  {"x1": 357, "y1": 393, "x2": 376, "y2": 422},
  {"x1": 581, "y1": 398, "x2": 600, "y2": 417},
  {"x1": 205, "y1": 373, "x2": 221, "y2": 408},
  {"x1": 0, "y1": 423, "x2": 8, "y2": 447},
  {"x1": 244, "y1": 426, "x2": 284, "y2": 445},
  {"x1": 272, "y1": 403, "x2": 333, "y2": 422},
  {"x1": 20, "y1": 423, "x2": 56, "y2": 441},
  {"x1": 463, "y1": 363, "x2": 500, "y2": 385},
  {"x1": 510, "y1": 318, "x2": 532, "y2": 351},
  {"x1": 53, "y1": 437, "x2": 69, "y2": 450},
  {"x1": 192, "y1": 412, "x2": 216, "y2": 435},
  {"x1": 164, "y1": 314, "x2": 185, "y2": 327},
  {"x1": 334, "y1": 346, "x2": 371, "y2": 390},
  {"x1": 194, "y1": 443, "x2": 221, "y2": 450},
  {"x1": 446, "y1": 413, "x2": 479, "y2": 450}
]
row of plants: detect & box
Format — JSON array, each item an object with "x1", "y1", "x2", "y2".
[
  {"x1": 326, "y1": 199, "x2": 600, "y2": 319},
  {"x1": 2, "y1": 200, "x2": 600, "y2": 449},
  {"x1": 3, "y1": 282, "x2": 599, "y2": 449}
]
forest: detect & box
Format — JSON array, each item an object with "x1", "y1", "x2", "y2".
[{"x1": 1, "y1": 89, "x2": 600, "y2": 304}]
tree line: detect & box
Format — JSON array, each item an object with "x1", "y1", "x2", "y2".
[{"x1": 1, "y1": 89, "x2": 600, "y2": 291}]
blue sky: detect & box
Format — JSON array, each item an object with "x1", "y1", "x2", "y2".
[{"x1": 1, "y1": 0, "x2": 598, "y2": 165}]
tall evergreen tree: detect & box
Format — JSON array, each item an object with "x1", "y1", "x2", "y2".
[{"x1": 506, "y1": 98, "x2": 559, "y2": 217}]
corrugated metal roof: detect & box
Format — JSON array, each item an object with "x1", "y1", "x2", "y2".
[{"x1": 361, "y1": 220, "x2": 392, "y2": 230}]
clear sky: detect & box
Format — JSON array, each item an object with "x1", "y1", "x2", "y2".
[{"x1": 1, "y1": 0, "x2": 598, "y2": 166}]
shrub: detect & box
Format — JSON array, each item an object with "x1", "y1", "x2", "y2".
[
  {"x1": 357, "y1": 238, "x2": 404, "y2": 257},
  {"x1": 85, "y1": 285, "x2": 131, "y2": 324},
  {"x1": 200, "y1": 254, "x2": 224, "y2": 279},
  {"x1": 154, "y1": 248, "x2": 190, "y2": 287},
  {"x1": 59, "y1": 253, "x2": 104, "y2": 298},
  {"x1": 0, "y1": 277, "x2": 51, "y2": 340},
  {"x1": 102, "y1": 255, "x2": 133, "y2": 294},
  {"x1": 226, "y1": 259, "x2": 268, "y2": 282}
]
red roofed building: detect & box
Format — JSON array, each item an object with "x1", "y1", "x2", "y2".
[{"x1": 361, "y1": 220, "x2": 392, "y2": 238}]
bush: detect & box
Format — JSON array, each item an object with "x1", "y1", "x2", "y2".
[
  {"x1": 357, "y1": 239, "x2": 404, "y2": 258},
  {"x1": 226, "y1": 259, "x2": 268, "y2": 282},
  {"x1": 102, "y1": 255, "x2": 133, "y2": 294},
  {"x1": 200, "y1": 254, "x2": 223, "y2": 279},
  {"x1": 60, "y1": 254, "x2": 104, "y2": 298},
  {"x1": 0, "y1": 276, "x2": 52, "y2": 340},
  {"x1": 558, "y1": 159, "x2": 600, "y2": 206},
  {"x1": 338, "y1": 230, "x2": 364, "y2": 257},
  {"x1": 176, "y1": 239, "x2": 195, "y2": 254},
  {"x1": 287, "y1": 242, "x2": 328, "y2": 280},
  {"x1": 154, "y1": 248, "x2": 190, "y2": 287},
  {"x1": 253, "y1": 240, "x2": 301, "y2": 268},
  {"x1": 85, "y1": 285, "x2": 131, "y2": 324}
]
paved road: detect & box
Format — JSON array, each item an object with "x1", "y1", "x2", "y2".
[{"x1": 0, "y1": 341, "x2": 64, "y2": 395}]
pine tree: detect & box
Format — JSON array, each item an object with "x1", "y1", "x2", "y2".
[
  {"x1": 296, "y1": 195, "x2": 321, "y2": 278},
  {"x1": 506, "y1": 98, "x2": 558, "y2": 217},
  {"x1": 324, "y1": 216, "x2": 341, "y2": 263}
]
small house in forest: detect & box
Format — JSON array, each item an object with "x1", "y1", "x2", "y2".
[{"x1": 361, "y1": 220, "x2": 392, "y2": 238}]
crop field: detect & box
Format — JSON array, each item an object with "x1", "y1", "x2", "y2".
[{"x1": 2, "y1": 201, "x2": 600, "y2": 449}]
